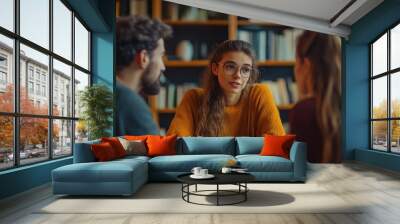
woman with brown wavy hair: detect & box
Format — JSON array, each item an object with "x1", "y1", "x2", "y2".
[
  {"x1": 167, "y1": 40, "x2": 285, "y2": 137},
  {"x1": 289, "y1": 31, "x2": 341, "y2": 163}
]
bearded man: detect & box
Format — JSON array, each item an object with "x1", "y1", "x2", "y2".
[{"x1": 116, "y1": 16, "x2": 172, "y2": 135}]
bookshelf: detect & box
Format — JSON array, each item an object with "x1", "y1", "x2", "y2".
[
  {"x1": 164, "y1": 20, "x2": 229, "y2": 26},
  {"x1": 118, "y1": 0, "x2": 299, "y2": 133},
  {"x1": 164, "y1": 60, "x2": 295, "y2": 67}
]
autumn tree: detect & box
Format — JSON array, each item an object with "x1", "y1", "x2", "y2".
[
  {"x1": 0, "y1": 85, "x2": 14, "y2": 150},
  {"x1": 372, "y1": 99, "x2": 400, "y2": 143},
  {"x1": 0, "y1": 84, "x2": 59, "y2": 152}
]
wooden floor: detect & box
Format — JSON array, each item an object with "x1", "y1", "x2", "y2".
[{"x1": 1, "y1": 162, "x2": 400, "y2": 224}]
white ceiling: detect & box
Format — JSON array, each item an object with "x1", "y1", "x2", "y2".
[
  {"x1": 164, "y1": 0, "x2": 384, "y2": 38},
  {"x1": 227, "y1": 0, "x2": 352, "y2": 23}
]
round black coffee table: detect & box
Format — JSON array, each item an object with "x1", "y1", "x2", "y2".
[{"x1": 177, "y1": 173, "x2": 255, "y2": 206}]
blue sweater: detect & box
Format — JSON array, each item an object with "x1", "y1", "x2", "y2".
[{"x1": 115, "y1": 81, "x2": 159, "y2": 136}]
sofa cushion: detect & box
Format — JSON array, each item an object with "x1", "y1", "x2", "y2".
[
  {"x1": 101, "y1": 137, "x2": 127, "y2": 158},
  {"x1": 260, "y1": 135, "x2": 296, "y2": 159},
  {"x1": 124, "y1": 135, "x2": 148, "y2": 141},
  {"x1": 114, "y1": 155, "x2": 150, "y2": 163},
  {"x1": 74, "y1": 140, "x2": 101, "y2": 163},
  {"x1": 147, "y1": 135, "x2": 177, "y2": 157},
  {"x1": 118, "y1": 137, "x2": 147, "y2": 156},
  {"x1": 53, "y1": 158, "x2": 147, "y2": 183},
  {"x1": 148, "y1": 154, "x2": 235, "y2": 172},
  {"x1": 91, "y1": 142, "x2": 118, "y2": 161},
  {"x1": 235, "y1": 137, "x2": 264, "y2": 155},
  {"x1": 178, "y1": 137, "x2": 235, "y2": 155},
  {"x1": 236, "y1": 155, "x2": 293, "y2": 172}
]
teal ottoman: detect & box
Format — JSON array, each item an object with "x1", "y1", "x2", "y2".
[{"x1": 52, "y1": 156, "x2": 148, "y2": 196}]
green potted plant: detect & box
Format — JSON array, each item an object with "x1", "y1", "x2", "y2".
[{"x1": 79, "y1": 84, "x2": 113, "y2": 140}]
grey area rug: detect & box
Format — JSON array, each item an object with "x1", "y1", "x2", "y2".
[{"x1": 38, "y1": 183, "x2": 362, "y2": 214}]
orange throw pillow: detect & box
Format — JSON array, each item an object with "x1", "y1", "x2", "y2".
[
  {"x1": 146, "y1": 135, "x2": 177, "y2": 157},
  {"x1": 124, "y1": 135, "x2": 148, "y2": 141},
  {"x1": 260, "y1": 134, "x2": 296, "y2": 159},
  {"x1": 101, "y1": 137, "x2": 126, "y2": 158},
  {"x1": 91, "y1": 142, "x2": 118, "y2": 161}
]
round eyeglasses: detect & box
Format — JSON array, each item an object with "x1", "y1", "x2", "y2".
[{"x1": 218, "y1": 62, "x2": 254, "y2": 78}]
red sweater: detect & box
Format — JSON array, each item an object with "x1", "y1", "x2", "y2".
[{"x1": 289, "y1": 98, "x2": 324, "y2": 163}]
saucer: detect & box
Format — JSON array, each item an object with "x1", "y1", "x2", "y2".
[{"x1": 190, "y1": 174, "x2": 215, "y2": 179}]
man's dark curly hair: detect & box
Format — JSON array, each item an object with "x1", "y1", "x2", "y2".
[{"x1": 116, "y1": 16, "x2": 172, "y2": 72}]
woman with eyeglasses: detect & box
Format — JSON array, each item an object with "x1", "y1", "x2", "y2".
[{"x1": 167, "y1": 40, "x2": 285, "y2": 136}]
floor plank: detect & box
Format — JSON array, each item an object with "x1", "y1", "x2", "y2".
[{"x1": 1, "y1": 162, "x2": 400, "y2": 224}]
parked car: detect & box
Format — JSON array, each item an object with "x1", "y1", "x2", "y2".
[
  {"x1": 54, "y1": 149, "x2": 62, "y2": 156},
  {"x1": 7, "y1": 153, "x2": 13, "y2": 161},
  {"x1": 8, "y1": 150, "x2": 32, "y2": 160}
]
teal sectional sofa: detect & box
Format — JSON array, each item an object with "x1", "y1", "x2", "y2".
[{"x1": 52, "y1": 137, "x2": 307, "y2": 196}]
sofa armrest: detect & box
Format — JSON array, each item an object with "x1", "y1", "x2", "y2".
[
  {"x1": 73, "y1": 140, "x2": 100, "y2": 163},
  {"x1": 289, "y1": 141, "x2": 307, "y2": 181}
]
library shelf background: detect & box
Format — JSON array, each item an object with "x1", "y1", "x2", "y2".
[{"x1": 117, "y1": 0, "x2": 303, "y2": 134}]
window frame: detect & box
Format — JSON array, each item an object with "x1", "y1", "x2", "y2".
[
  {"x1": 370, "y1": 19, "x2": 400, "y2": 154},
  {"x1": 0, "y1": 0, "x2": 92, "y2": 171}
]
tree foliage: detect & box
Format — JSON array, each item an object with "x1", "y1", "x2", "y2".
[
  {"x1": 0, "y1": 85, "x2": 59, "y2": 150},
  {"x1": 372, "y1": 99, "x2": 400, "y2": 141},
  {"x1": 79, "y1": 84, "x2": 113, "y2": 140}
]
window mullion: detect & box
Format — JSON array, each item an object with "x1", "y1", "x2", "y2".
[
  {"x1": 370, "y1": 46, "x2": 373, "y2": 149},
  {"x1": 71, "y1": 11, "x2": 76, "y2": 155},
  {"x1": 388, "y1": 29, "x2": 392, "y2": 153},
  {"x1": 13, "y1": 0, "x2": 20, "y2": 167},
  {"x1": 0, "y1": 0, "x2": 82, "y2": 170},
  {"x1": 49, "y1": 0, "x2": 53, "y2": 160}
]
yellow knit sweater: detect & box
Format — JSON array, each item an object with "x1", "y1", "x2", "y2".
[{"x1": 167, "y1": 84, "x2": 285, "y2": 137}]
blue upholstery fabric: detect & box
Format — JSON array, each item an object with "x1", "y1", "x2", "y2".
[
  {"x1": 52, "y1": 158, "x2": 148, "y2": 195},
  {"x1": 235, "y1": 155, "x2": 293, "y2": 172},
  {"x1": 235, "y1": 137, "x2": 264, "y2": 155},
  {"x1": 73, "y1": 140, "x2": 100, "y2": 163},
  {"x1": 179, "y1": 137, "x2": 235, "y2": 155},
  {"x1": 149, "y1": 154, "x2": 235, "y2": 172},
  {"x1": 290, "y1": 141, "x2": 307, "y2": 181},
  {"x1": 53, "y1": 137, "x2": 307, "y2": 195},
  {"x1": 116, "y1": 155, "x2": 150, "y2": 163}
]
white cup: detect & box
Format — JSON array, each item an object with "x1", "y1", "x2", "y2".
[
  {"x1": 191, "y1": 167, "x2": 202, "y2": 176},
  {"x1": 200, "y1": 169, "x2": 208, "y2": 176},
  {"x1": 221, "y1": 167, "x2": 232, "y2": 174}
]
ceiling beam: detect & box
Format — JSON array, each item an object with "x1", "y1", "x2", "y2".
[{"x1": 330, "y1": 0, "x2": 368, "y2": 27}]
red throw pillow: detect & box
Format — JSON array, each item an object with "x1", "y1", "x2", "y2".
[
  {"x1": 146, "y1": 135, "x2": 177, "y2": 157},
  {"x1": 91, "y1": 142, "x2": 118, "y2": 161},
  {"x1": 101, "y1": 137, "x2": 126, "y2": 158},
  {"x1": 260, "y1": 134, "x2": 296, "y2": 159}
]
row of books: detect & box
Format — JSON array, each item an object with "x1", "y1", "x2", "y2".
[
  {"x1": 157, "y1": 79, "x2": 298, "y2": 110},
  {"x1": 162, "y1": 3, "x2": 226, "y2": 21},
  {"x1": 237, "y1": 28, "x2": 302, "y2": 61},
  {"x1": 128, "y1": 0, "x2": 148, "y2": 16},
  {"x1": 261, "y1": 78, "x2": 298, "y2": 105},
  {"x1": 157, "y1": 83, "x2": 197, "y2": 109}
]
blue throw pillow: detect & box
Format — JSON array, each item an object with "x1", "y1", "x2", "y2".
[
  {"x1": 179, "y1": 137, "x2": 235, "y2": 155},
  {"x1": 235, "y1": 137, "x2": 264, "y2": 155}
]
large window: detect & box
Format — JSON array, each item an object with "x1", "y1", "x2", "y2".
[
  {"x1": 0, "y1": 0, "x2": 91, "y2": 171},
  {"x1": 371, "y1": 22, "x2": 400, "y2": 154}
]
